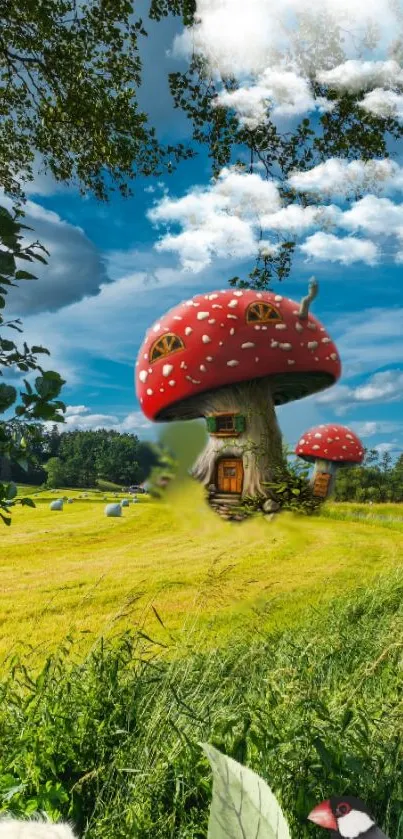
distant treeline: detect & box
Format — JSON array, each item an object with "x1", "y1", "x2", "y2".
[
  {"x1": 333, "y1": 449, "x2": 403, "y2": 502},
  {"x1": 0, "y1": 425, "x2": 161, "y2": 488}
]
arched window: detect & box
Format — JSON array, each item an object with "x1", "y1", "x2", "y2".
[
  {"x1": 246, "y1": 301, "x2": 283, "y2": 324},
  {"x1": 150, "y1": 333, "x2": 185, "y2": 363}
]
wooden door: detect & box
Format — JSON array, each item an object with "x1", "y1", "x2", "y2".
[
  {"x1": 217, "y1": 459, "x2": 243, "y2": 493},
  {"x1": 312, "y1": 471, "x2": 331, "y2": 498}
]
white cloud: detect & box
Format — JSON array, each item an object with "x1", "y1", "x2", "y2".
[
  {"x1": 300, "y1": 231, "x2": 379, "y2": 264},
  {"x1": 317, "y1": 369, "x2": 403, "y2": 413},
  {"x1": 359, "y1": 87, "x2": 403, "y2": 120},
  {"x1": 288, "y1": 157, "x2": 403, "y2": 197},
  {"x1": 0, "y1": 193, "x2": 110, "y2": 315},
  {"x1": 340, "y1": 195, "x2": 403, "y2": 235},
  {"x1": 213, "y1": 68, "x2": 333, "y2": 127},
  {"x1": 172, "y1": 0, "x2": 402, "y2": 80},
  {"x1": 148, "y1": 166, "x2": 282, "y2": 271},
  {"x1": 316, "y1": 59, "x2": 403, "y2": 93},
  {"x1": 348, "y1": 420, "x2": 402, "y2": 436},
  {"x1": 56, "y1": 405, "x2": 155, "y2": 435}
]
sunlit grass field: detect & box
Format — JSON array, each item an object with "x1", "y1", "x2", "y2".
[{"x1": 1, "y1": 481, "x2": 402, "y2": 666}]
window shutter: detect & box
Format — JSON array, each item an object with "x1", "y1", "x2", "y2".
[
  {"x1": 235, "y1": 414, "x2": 246, "y2": 432},
  {"x1": 206, "y1": 416, "x2": 218, "y2": 432}
]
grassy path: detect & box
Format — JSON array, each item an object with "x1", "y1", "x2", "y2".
[{"x1": 0, "y1": 484, "x2": 402, "y2": 663}]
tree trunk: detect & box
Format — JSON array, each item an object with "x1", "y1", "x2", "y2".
[{"x1": 190, "y1": 378, "x2": 286, "y2": 499}]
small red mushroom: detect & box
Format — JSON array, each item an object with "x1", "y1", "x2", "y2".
[
  {"x1": 295, "y1": 423, "x2": 364, "y2": 498},
  {"x1": 135, "y1": 280, "x2": 342, "y2": 505}
]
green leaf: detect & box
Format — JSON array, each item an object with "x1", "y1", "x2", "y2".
[
  {"x1": 20, "y1": 497, "x2": 36, "y2": 508},
  {"x1": 14, "y1": 270, "x2": 38, "y2": 280},
  {"x1": 0, "y1": 383, "x2": 17, "y2": 413},
  {"x1": 200, "y1": 742, "x2": 292, "y2": 839},
  {"x1": 5, "y1": 482, "x2": 17, "y2": 500}
]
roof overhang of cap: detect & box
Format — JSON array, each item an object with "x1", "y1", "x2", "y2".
[{"x1": 135, "y1": 289, "x2": 342, "y2": 421}]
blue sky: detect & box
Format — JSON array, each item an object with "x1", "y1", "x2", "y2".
[{"x1": 4, "y1": 1, "x2": 403, "y2": 459}]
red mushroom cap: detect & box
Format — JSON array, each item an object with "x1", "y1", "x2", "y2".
[
  {"x1": 295, "y1": 424, "x2": 364, "y2": 464},
  {"x1": 135, "y1": 288, "x2": 341, "y2": 421}
]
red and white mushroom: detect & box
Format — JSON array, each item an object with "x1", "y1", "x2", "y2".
[
  {"x1": 135, "y1": 279, "x2": 341, "y2": 502},
  {"x1": 295, "y1": 424, "x2": 364, "y2": 498}
]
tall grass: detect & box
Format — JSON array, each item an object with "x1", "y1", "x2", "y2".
[{"x1": 0, "y1": 570, "x2": 402, "y2": 839}]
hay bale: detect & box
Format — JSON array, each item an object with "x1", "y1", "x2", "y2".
[
  {"x1": 121, "y1": 499, "x2": 129, "y2": 507},
  {"x1": 105, "y1": 503, "x2": 122, "y2": 517},
  {"x1": 50, "y1": 499, "x2": 64, "y2": 511}
]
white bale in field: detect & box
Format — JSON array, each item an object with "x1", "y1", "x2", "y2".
[
  {"x1": 67, "y1": 498, "x2": 74, "y2": 503},
  {"x1": 50, "y1": 499, "x2": 63, "y2": 511},
  {"x1": 105, "y1": 503, "x2": 122, "y2": 517},
  {"x1": 121, "y1": 499, "x2": 129, "y2": 507}
]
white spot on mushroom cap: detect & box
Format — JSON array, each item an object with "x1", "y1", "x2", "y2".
[
  {"x1": 206, "y1": 356, "x2": 213, "y2": 361},
  {"x1": 148, "y1": 367, "x2": 152, "y2": 373},
  {"x1": 173, "y1": 316, "x2": 182, "y2": 321},
  {"x1": 202, "y1": 334, "x2": 212, "y2": 343},
  {"x1": 287, "y1": 359, "x2": 295, "y2": 365},
  {"x1": 274, "y1": 295, "x2": 282, "y2": 301},
  {"x1": 314, "y1": 433, "x2": 322, "y2": 438},
  {"x1": 180, "y1": 361, "x2": 187, "y2": 369},
  {"x1": 208, "y1": 318, "x2": 216, "y2": 324},
  {"x1": 256, "y1": 293, "x2": 262, "y2": 298},
  {"x1": 255, "y1": 357, "x2": 259, "y2": 361},
  {"x1": 227, "y1": 314, "x2": 238, "y2": 319},
  {"x1": 146, "y1": 388, "x2": 153, "y2": 395},
  {"x1": 197, "y1": 311, "x2": 210, "y2": 320},
  {"x1": 153, "y1": 323, "x2": 161, "y2": 332},
  {"x1": 275, "y1": 323, "x2": 287, "y2": 330},
  {"x1": 312, "y1": 444, "x2": 320, "y2": 450},
  {"x1": 241, "y1": 342, "x2": 255, "y2": 348},
  {"x1": 230, "y1": 328, "x2": 235, "y2": 335},
  {"x1": 200, "y1": 364, "x2": 207, "y2": 372},
  {"x1": 271, "y1": 340, "x2": 278, "y2": 348},
  {"x1": 228, "y1": 299, "x2": 238, "y2": 308},
  {"x1": 295, "y1": 323, "x2": 303, "y2": 332},
  {"x1": 162, "y1": 364, "x2": 173, "y2": 377},
  {"x1": 262, "y1": 326, "x2": 267, "y2": 331},
  {"x1": 279, "y1": 343, "x2": 292, "y2": 350},
  {"x1": 139, "y1": 370, "x2": 148, "y2": 383},
  {"x1": 330, "y1": 353, "x2": 338, "y2": 361},
  {"x1": 254, "y1": 325, "x2": 261, "y2": 330},
  {"x1": 307, "y1": 341, "x2": 318, "y2": 350},
  {"x1": 212, "y1": 304, "x2": 223, "y2": 309},
  {"x1": 207, "y1": 293, "x2": 219, "y2": 300},
  {"x1": 233, "y1": 291, "x2": 243, "y2": 296},
  {"x1": 186, "y1": 375, "x2": 201, "y2": 384},
  {"x1": 169, "y1": 380, "x2": 176, "y2": 386},
  {"x1": 322, "y1": 337, "x2": 331, "y2": 344},
  {"x1": 307, "y1": 322, "x2": 317, "y2": 330},
  {"x1": 143, "y1": 353, "x2": 148, "y2": 359},
  {"x1": 185, "y1": 326, "x2": 193, "y2": 336},
  {"x1": 227, "y1": 360, "x2": 239, "y2": 367}
]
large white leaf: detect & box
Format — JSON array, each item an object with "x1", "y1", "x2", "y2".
[{"x1": 200, "y1": 742, "x2": 292, "y2": 839}]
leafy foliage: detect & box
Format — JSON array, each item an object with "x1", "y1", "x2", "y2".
[
  {"x1": 0, "y1": 0, "x2": 194, "y2": 202},
  {"x1": 0, "y1": 207, "x2": 66, "y2": 524}
]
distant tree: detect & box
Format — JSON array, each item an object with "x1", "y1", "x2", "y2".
[{"x1": 44, "y1": 456, "x2": 67, "y2": 489}]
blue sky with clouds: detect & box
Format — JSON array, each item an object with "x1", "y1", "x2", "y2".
[{"x1": 4, "y1": 1, "x2": 403, "y2": 458}]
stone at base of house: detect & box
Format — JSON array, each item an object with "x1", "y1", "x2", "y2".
[{"x1": 262, "y1": 498, "x2": 281, "y2": 513}]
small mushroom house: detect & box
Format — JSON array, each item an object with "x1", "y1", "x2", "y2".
[
  {"x1": 295, "y1": 424, "x2": 364, "y2": 499},
  {"x1": 135, "y1": 280, "x2": 341, "y2": 511}
]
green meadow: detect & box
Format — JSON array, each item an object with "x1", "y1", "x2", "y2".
[{"x1": 1, "y1": 482, "x2": 402, "y2": 665}]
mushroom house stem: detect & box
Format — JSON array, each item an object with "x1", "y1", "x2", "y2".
[
  {"x1": 311, "y1": 459, "x2": 338, "y2": 498},
  {"x1": 190, "y1": 378, "x2": 286, "y2": 499}
]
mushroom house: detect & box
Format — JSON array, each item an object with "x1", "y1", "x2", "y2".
[
  {"x1": 295, "y1": 424, "x2": 364, "y2": 499},
  {"x1": 135, "y1": 279, "x2": 341, "y2": 519}
]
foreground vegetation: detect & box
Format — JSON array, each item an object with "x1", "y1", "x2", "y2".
[
  {"x1": 0, "y1": 571, "x2": 401, "y2": 838},
  {"x1": 0, "y1": 482, "x2": 402, "y2": 664}
]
